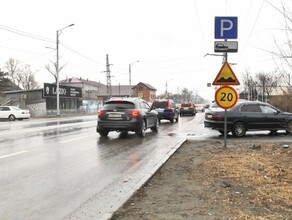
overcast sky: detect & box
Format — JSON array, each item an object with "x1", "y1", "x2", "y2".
[{"x1": 0, "y1": 0, "x2": 290, "y2": 100}]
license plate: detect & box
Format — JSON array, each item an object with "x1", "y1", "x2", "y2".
[{"x1": 108, "y1": 113, "x2": 122, "y2": 118}]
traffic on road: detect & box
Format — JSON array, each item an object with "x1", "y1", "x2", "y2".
[{"x1": 0, "y1": 106, "x2": 291, "y2": 220}]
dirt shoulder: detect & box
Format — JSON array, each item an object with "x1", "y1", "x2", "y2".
[{"x1": 111, "y1": 139, "x2": 292, "y2": 220}]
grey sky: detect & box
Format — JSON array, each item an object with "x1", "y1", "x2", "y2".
[{"x1": 0, "y1": 0, "x2": 289, "y2": 100}]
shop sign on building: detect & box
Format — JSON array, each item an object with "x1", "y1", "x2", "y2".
[{"x1": 43, "y1": 83, "x2": 82, "y2": 98}]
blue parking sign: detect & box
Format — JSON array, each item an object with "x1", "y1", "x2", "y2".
[{"x1": 215, "y1": 17, "x2": 238, "y2": 39}]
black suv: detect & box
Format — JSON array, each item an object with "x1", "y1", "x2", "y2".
[
  {"x1": 96, "y1": 97, "x2": 159, "y2": 137},
  {"x1": 180, "y1": 102, "x2": 196, "y2": 116},
  {"x1": 150, "y1": 99, "x2": 179, "y2": 123}
]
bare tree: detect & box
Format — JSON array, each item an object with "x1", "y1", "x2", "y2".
[
  {"x1": 4, "y1": 58, "x2": 22, "y2": 88},
  {"x1": 256, "y1": 71, "x2": 280, "y2": 102},
  {"x1": 20, "y1": 64, "x2": 39, "y2": 90},
  {"x1": 181, "y1": 87, "x2": 194, "y2": 102},
  {"x1": 45, "y1": 61, "x2": 66, "y2": 83},
  {"x1": 272, "y1": 2, "x2": 292, "y2": 99},
  {"x1": 0, "y1": 69, "x2": 10, "y2": 93},
  {"x1": 4, "y1": 58, "x2": 39, "y2": 90},
  {"x1": 241, "y1": 70, "x2": 258, "y2": 101}
]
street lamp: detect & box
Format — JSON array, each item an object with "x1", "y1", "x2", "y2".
[
  {"x1": 165, "y1": 79, "x2": 173, "y2": 98},
  {"x1": 128, "y1": 60, "x2": 139, "y2": 97},
  {"x1": 56, "y1": 23, "x2": 74, "y2": 116}
]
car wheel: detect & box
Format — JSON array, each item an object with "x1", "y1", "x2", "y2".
[
  {"x1": 232, "y1": 122, "x2": 246, "y2": 137},
  {"x1": 170, "y1": 118, "x2": 174, "y2": 123},
  {"x1": 219, "y1": 130, "x2": 230, "y2": 135},
  {"x1": 285, "y1": 121, "x2": 292, "y2": 134},
  {"x1": 151, "y1": 117, "x2": 159, "y2": 132},
  {"x1": 218, "y1": 130, "x2": 224, "y2": 135},
  {"x1": 120, "y1": 131, "x2": 128, "y2": 138},
  {"x1": 136, "y1": 120, "x2": 146, "y2": 137},
  {"x1": 269, "y1": 130, "x2": 278, "y2": 135},
  {"x1": 8, "y1": 115, "x2": 16, "y2": 121},
  {"x1": 99, "y1": 129, "x2": 109, "y2": 137}
]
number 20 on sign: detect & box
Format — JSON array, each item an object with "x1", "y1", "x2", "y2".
[{"x1": 215, "y1": 86, "x2": 238, "y2": 109}]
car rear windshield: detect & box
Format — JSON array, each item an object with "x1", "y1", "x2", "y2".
[
  {"x1": 181, "y1": 103, "x2": 191, "y2": 107},
  {"x1": 103, "y1": 101, "x2": 135, "y2": 110},
  {"x1": 152, "y1": 101, "x2": 168, "y2": 108}
]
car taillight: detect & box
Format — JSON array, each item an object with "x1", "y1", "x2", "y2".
[
  {"x1": 97, "y1": 110, "x2": 104, "y2": 116},
  {"x1": 129, "y1": 110, "x2": 140, "y2": 118},
  {"x1": 212, "y1": 114, "x2": 224, "y2": 120},
  {"x1": 167, "y1": 102, "x2": 171, "y2": 110}
]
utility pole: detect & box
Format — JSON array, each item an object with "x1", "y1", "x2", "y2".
[
  {"x1": 55, "y1": 24, "x2": 74, "y2": 116},
  {"x1": 105, "y1": 54, "x2": 112, "y2": 99},
  {"x1": 128, "y1": 60, "x2": 139, "y2": 97}
]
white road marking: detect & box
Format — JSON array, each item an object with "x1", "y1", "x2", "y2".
[
  {"x1": 0, "y1": 151, "x2": 28, "y2": 159},
  {"x1": 60, "y1": 135, "x2": 95, "y2": 144}
]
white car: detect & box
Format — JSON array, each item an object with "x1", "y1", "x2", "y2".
[
  {"x1": 0, "y1": 106, "x2": 30, "y2": 121},
  {"x1": 195, "y1": 104, "x2": 205, "y2": 112}
]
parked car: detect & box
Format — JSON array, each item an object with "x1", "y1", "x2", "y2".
[
  {"x1": 150, "y1": 99, "x2": 179, "y2": 123},
  {"x1": 204, "y1": 100, "x2": 292, "y2": 137},
  {"x1": 179, "y1": 102, "x2": 196, "y2": 116},
  {"x1": 96, "y1": 97, "x2": 159, "y2": 137},
  {"x1": 0, "y1": 106, "x2": 30, "y2": 121}
]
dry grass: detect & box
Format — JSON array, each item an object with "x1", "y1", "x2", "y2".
[
  {"x1": 199, "y1": 141, "x2": 292, "y2": 219},
  {"x1": 111, "y1": 140, "x2": 292, "y2": 220}
]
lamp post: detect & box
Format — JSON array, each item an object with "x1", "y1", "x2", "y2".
[
  {"x1": 128, "y1": 60, "x2": 139, "y2": 97},
  {"x1": 165, "y1": 79, "x2": 173, "y2": 98},
  {"x1": 56, "y1": 23, "x2": 74, "y2": 116}
]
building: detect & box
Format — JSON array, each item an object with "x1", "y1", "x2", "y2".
[
  {"x1": 1, "y1": 77, "x2": 157, "y2": 117},
  {"x1": 132, "y1": 82, "x2": 157, "y2": 102}
]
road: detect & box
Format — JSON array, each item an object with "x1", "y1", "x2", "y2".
[
  {"x1": 0, "y1": 113, "x2": 289, "y2": 220},
  {"x1": 0, "y1": 113, "x2": 208, "y2": 220}
]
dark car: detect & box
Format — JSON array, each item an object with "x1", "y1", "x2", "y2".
[
  {"x1": 96, "y1": 97, "x2": 159, "y2": 137},
  {"x1": 151, "y1": 99, "x2": 179, "y2": 123},
  {"x1": 204, "y1": 100, "x2": 292, "y2": 137},
  {"x1": 179, "y1": 102, "x2": 196, "y2": 116}
]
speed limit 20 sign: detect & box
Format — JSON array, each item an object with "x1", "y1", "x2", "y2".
[{"x1": 215, "y1": 86, "x2": 238, "y2": 109}]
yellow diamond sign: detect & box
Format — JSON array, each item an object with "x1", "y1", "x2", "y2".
[{"x1": 212, "y1": 61, "x2": 240, "y2": 85}]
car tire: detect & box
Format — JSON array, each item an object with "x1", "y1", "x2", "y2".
[
  {"x1": 170, "y1": 118, "x2": 174, "y2": 123},
  {"x1": 218, "y1": 130, "x2": 225, "y2": 135},
  {"x1": 136, "y1": 120, "x2": 146, "y2": 137},
  {"x1": 8, "y1": 115, "x2": 16, "y2": 121},
  {"x1": 219, "y1": 130, "x2": 230, "y2": 135},
  {"x1": 99, "y1": 129, "x2": 109, "y2": 137},
  {"x1": 151, "y1": 117, "x2": 159, "y2": 132},
  {"x1": 232, "y1": 122, "x2": 246, "y2": 137},
  {"x1": 285, "y1": 121, "x2": 292, "y2": 134}
]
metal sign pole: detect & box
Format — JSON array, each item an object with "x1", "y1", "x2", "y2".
[
  {"x1": 224, "y1": 109, "x2": 227, "y2": 148},
  {"x1": 224, "y1": 48, "x2": 228, "y2": 148}
]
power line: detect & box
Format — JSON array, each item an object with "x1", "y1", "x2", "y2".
[
  {"x1": 0, "y1": 24, "x2": 54, "y2": 43},
  {"x1": 60, "y1": 43, "x2": 105, "y2": 66}
]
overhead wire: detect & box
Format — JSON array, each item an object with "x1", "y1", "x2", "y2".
[
  {"x1": 0, "y1": 24, "x2": 54, "y2": 43},
  {"x1": 0, "y1": 24, "x2": 106, "y2": 66},
  {"x1": 193, "y1": 0, "x2": 207, "y2": 53}
]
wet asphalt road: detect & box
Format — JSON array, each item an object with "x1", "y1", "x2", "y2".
[{"x1": 0, "y1": 113, "x2": 290, "y2": 220}]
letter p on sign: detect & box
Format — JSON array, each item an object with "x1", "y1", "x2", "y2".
[{"x1": 215, "y1": 17, "x2": 238, "y2": 39}]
